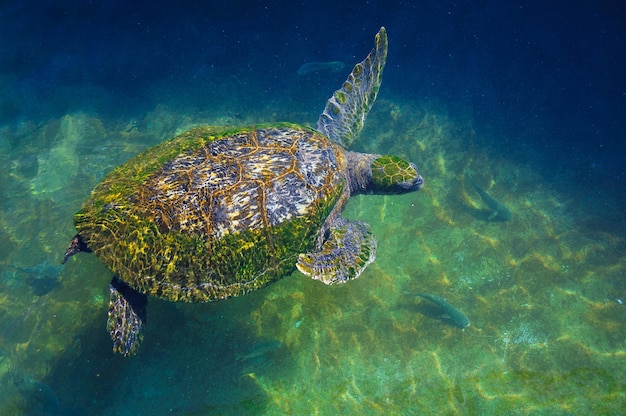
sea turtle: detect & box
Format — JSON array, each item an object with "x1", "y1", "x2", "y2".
[{"x1": 62, "y1": 27, "x2": 424, "y2": 356}]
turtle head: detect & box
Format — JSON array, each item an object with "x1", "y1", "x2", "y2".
[{"x1": 369, "y1": 155, "x2": 424, "y2": 193}]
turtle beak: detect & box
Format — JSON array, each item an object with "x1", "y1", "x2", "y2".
[
  {"x1": 397, "y1": 175, "x2": 424, "y2": 191},
  {"x1": 397, "y1": 163, "x2": 424, "y2": 191}
]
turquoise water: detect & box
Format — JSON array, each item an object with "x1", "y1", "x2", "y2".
[
  {"x1": 1, "y1": 2, "x2": 625, "y2": 415},
  {"x1": 1, "y1": 98, "x2": 624, "y2": 414}
]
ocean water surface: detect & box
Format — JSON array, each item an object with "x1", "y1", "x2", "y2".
[{"x1": 1, "y1": 1, "x2": 625, "y2": 414}]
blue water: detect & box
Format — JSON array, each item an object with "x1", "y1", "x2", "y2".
[{"x1": 1, "y1": 1, "x2": 625, "y2": 414}]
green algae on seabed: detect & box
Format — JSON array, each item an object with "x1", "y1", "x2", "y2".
[
  {"x1": 0, "y1": 103, "x2": 625, "y2": 414},
  {"x1": 239, "y1": 101, "x2": 626, "y2": 414}
]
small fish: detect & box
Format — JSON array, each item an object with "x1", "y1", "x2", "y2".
[
  {"x1": 297, "y1": 61, "x2": 346, "y2": 77},
  {"x1": 465, "y1": 169, "x2": 512, "y2": 221},
  {"x1": 237, "y1": 340, "x2": 283, "y2": 361},
  {"x1": 417, "y1": 293, "x2": 470, "y2": 328}
]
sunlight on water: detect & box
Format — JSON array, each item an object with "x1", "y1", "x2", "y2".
[{"x1": 0, "y1": 97, "x2": 624, "y2": 414}]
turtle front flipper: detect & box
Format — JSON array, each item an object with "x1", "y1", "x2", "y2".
[
  {"x1": 297, "y1": 217, "x2": 377, "y2": 284},
  {"x1": 107, "y1": 276, "x2": 147, "y2": 356},
  {"x1": 317, "y1": 27, "x2": 388, "y2": 148}
]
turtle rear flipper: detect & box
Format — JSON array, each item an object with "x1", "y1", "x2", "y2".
[
  {"x1": 296, "y1": 217, "x2": 377, "y2": 284},
  {"x1": 107, "y1": 276, "x2": 147, "y2": 356},
  {"x1": 61, "y1": 234, "x2": 92, "y2": 264},
  {"x1": 317, "y1": 27, "x2": 388, "y2": 148}
]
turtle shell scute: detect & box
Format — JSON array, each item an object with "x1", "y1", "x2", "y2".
[{"x1": 74, "y1": 124, "x2": 346, "y2": 302}]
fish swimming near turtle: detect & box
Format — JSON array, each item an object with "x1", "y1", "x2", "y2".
[
  {"x1": 297, "y1": 61, "x2": 346, "y2": 77},
  {"x1": 237, "y1": 340, "x2": 284, "y2": 361},
  {"x1": 465, "y1": 169, "x2": 512, "y2": 222},
  {"x1": 417, "y1": 293, "x2": 470, "y2": 328}
]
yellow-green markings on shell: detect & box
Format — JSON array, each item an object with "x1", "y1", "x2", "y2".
[{"x1": 74, "y1": 124, "x2": 346, "y2": 302}]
